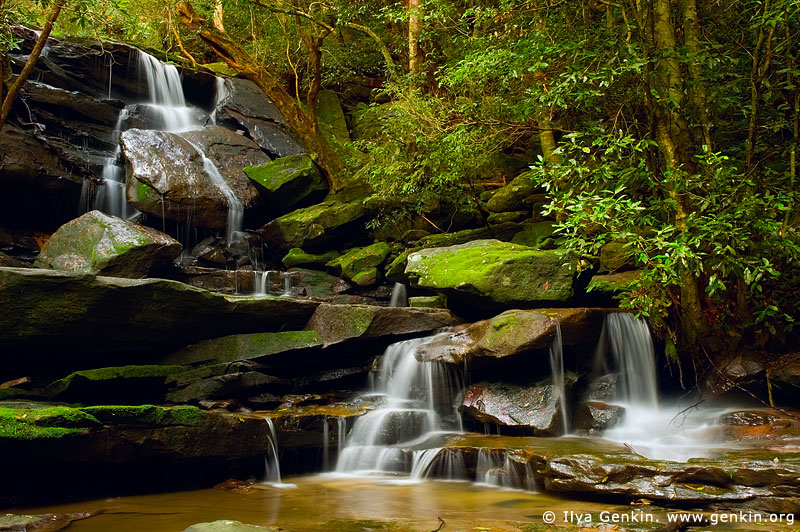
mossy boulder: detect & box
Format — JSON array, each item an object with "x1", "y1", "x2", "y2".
[
  {"x1": 257, "y1": 200, "x2": 367, "y2": 252},
  {"x1": 316, "y1": 90, "x2": 350, "y2": 141},
  {"x1": 486, "y1": 211, "x2": 528, "y2": 224},
  {"x1": 304, "y1": 303, "x2": 459, "y2": 347},
  {"x1": 45, "y1": 365, "x2": 187, "y2": 404},
  {"x1": 0, "y1": 267, "x2": 319, "y2": 371},
  {"x1": 282, "y1": 248, "x2": 340, "y2": 269},
  {"x1": 290, "y1": 267, "x2": 351, "y2": 297},
  {"x1": 326, "y1": 242, "x2": 391, "y2": 286},
  {"x1": 164, "y1": 330, "x2": 324, "y2": 366},
  {"x1": 586, "y1": 271, "x2": 641, "y2": 303},
  {"x1": 486, "y1": 171, "x2": 538, "y2": 213},
  {"x1": 599, "y1": 241, "x2": 635, "y2": 272},
  {"x1": 243, "y1": 154, "x2": 328, "y2": 213},
  {"x1": 34, "y1": 210, "x2": 182, "y2": 278},
  {"x1": 405, "y1": 239, "x2": 578, "y2": 308}
]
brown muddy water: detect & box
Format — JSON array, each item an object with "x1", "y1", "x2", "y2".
[{"x1": 13, "y1": 475, "x2": 797, "y2": 532}]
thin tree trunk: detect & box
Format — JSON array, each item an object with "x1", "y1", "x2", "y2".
[
  {"x1": 408, "y1": 0, "x2": 422, "y2": 76},
  {"x1": 682, "y1": 0, "x2": 711, "y2": 149},
  {"x1": 213, "y1": 0, "x2": 225, "y2": 32},
  {"x1": 745, "y1": 0, "x2": 774, "y2": 178},
  {"x1": 538, "y1": 117, "x2": 560, "y2": 165},
  {"x1": 0, "y1": 0, "x2": 65, "y2": 132},
  {"x1": 177, "y1": 1, "x2": 345, "y2": 192}
]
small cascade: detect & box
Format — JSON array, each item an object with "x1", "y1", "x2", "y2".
[
  {"x1": 605, "y1": 312, "x2": 658, "y2": 407},
  {"x1": 136, "y1": 51, "x2": 197, "y2": 131},
  {"x1": 390, "y1": 283, "x2": 408, "y2": 307},
  {"x1": 335, "y1": 335, "x2": 464, "y2": 476},
  {"x1": 184, "y1": 139, "x2": 245, "y2": 246},
  {"x1": 476, "y1": 449, "x2": 537, "y2": 491},
  {"x1": 409, "y1": 448, "x2": 467, "y2": 481},
  {"x1": 94, "y1": 109, "x2": 138, "y2": 218},
  {"x1": 255, "y1": 270, "x2": 271, "y2": 295},
  {"x1": 210, "y1": 77, "x2": 227, "y2": 124},
  {"x1": 548, "y1": 321, "x2": 568, "y2": 434},
  {"x1": 281, "y1": 271, "x2": 294, "y2": 297},
  {"x1": 262, "y1": 418, "x2": 294, "y2": 487}
]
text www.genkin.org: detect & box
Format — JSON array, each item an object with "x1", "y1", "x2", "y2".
[{"x1": 548, "y1": 509, "x2": 796, "y2": 526}]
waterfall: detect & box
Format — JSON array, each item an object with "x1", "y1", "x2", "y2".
[
  {"x1": 281, "y1": 271, "x2": 293, "y2": 297},
  {"x1": 94, "y1": 109, "x2": 138, "y2": 218},
  {"x1": 136, "y1": 51, "x2": 196, "y2": 131},
  {"x1": 476, "y1": 449, "x2": 537, "y2": 491},
  {"x1": 390, "y1": 283, "x2": 408, "y2": 307},
  {"x1": 335, "y1": 335, "x2": 464, "y2": 476},
  {"x1": 605, "y1": 312, "x2": 658, "y2": 407},
  {"x1": 548, "y1": 321, "x2": 568, "y2": 434},
  {"x1": 262, "y1": 418, "x2": 294, "y2": 487},
  {"x1": 210, "y1": 77, "x2": 227, "y2": 125},
  {"x1": 409, "y1": 448, "x2": 467, "y2": 481},
  {"x1": 255, "y1": 270, "x2": 271, "y2": 295}
]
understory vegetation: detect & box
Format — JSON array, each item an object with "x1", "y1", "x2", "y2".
[{"x1": 2, "y1": 0, "x2": 799, "y2": 355}]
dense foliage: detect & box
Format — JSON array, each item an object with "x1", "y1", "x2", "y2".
[{"x1": 2, "y1": 0, "x2": 799, "y2": 354}]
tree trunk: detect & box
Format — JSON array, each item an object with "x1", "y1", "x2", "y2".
[
  {"x1": 0, "y1": 0, "x2": 65, "y2": 133},
  {"x1": 649, "y1": 0, "x2": 706, "y2": 345},
  {"x1": 682, "y1": 0, "x2": 711, "y2": 149},
  {"x1": 408, "y1": 0, "x2": 422, "y2": 77},
  {"x1": 177, "y1": 2, "x2": 345, "y2": 192},
  {"x1": 212, "y1": 0, "x2": 225, "y2": 32},
  {"x1": 538, "y1": 117, "x2": 560, "y2": 165},
  {"x1": 745, "y1": 0, "x2": 774, "y2": 178}
]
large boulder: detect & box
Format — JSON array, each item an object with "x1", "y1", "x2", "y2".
[
  {"x1": 45, "y1": 365, "x2": 187, "y2": 404},
  {"x1": 257, "y1": 200, "x2": 367, "y2": 252},
  {"x1": 122, "y1": 126, "x2": 267, "y2": 229},
  {"x1": 326, "y1": 242, "x2": 391, "y2": 286},
  {"x1": 405, "y1": 239, "x2": 578, "y2": 308},
  {"x1": 213, "y1": 77, "x2": 305, "y2": 158},
  {"x1": 460, "y1": 379, "x2": 574, "y2": 436},
  {"x1": 415, "y1": 308, "x2": 607, "y2": 368},
  {"x1": 34, "y1": 210, "x2": 182, "y2": 278},
  {"x1": 0, "y1": 267, "x2": 319, "y2": 373},
  {"x1": 304, "y1": 303, "x2": 459, "y2": 347},
  {"x1": 243, "y1": 154, "x2": 327, "y2": 213},
  {"x1": 165, "y1": 331, "x2": 325, "y2": 366}
]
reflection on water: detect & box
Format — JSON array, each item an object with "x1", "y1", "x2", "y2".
[{"x1": 14, "y1": 475, "x2": 632, "y2": 532}]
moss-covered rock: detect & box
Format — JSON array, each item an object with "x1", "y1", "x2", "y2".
[
  {"x1": 510, "y1": 221, "x2": 556, "y2": 248},
  {"x1": 304, "y1": 303, "x2": 459, "y2": 346},
  {"x1": 486, "y1": 171, "x2": 538, "y2": 213},
  {"x1": 586, "y1": 271, "x2": 641, "y2": 303},
  {"x1": 315, "y1": 90, "x2": 350, "y2": 141},
  {"x1": 257, "y1": 200, "x2": 367, "y2": 251},
  {"x1": 486, "y1": 211, "x2": 528, "y2": 224},
  {"x1": 165, "y1": 330, "x2": 324, "y2": 366},
  {"x1": 243, "y1": 154, "x2": 328, "y2": 213},
  {"x1": 289, "y1": 268, "x2": 351, "y2": 297},
  {"x1": 45, "y1": 365, "x2": 187, "y2": 404},
  {"x1": 405, "y1": 239, "x2": 578, "y2": 308},
  {"x1": 34, "y1": 210, "x2": 182, "y2": 278},
  {"x1": 326, "y1": 242, "x2": 391, "y2": 286},
  {"x1": 408, "y1": 294, "x2": 447, "y2": 308},
  {"x1": 0, "y1": 267, "x2": 319, "y2": 370},
  {"x1": 599, "y1": 241, "x2": 635, "y2": 272},
  {"x1": 282, "y1": 248, "x2": 340, "y2": 269}
]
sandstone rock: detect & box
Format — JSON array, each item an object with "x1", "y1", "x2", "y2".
[
  {"x1": 486, "y1": 171, "x2": 537, "y2": 213},
  {"x1": 165, "y1": 331, "x2": 325, "y2": 366},
  {"x1": 34, "y1": 211, "x2": 182, "y2": 278},
  {"x1": 408, "y1": 295, "x2": 448, "y2": 308},
  {"x1": 326, "y1": 242, "x2": 391, "y2": 286},
  {"x1": 573, "y1": 401, "x2": 625, "y2": 433},
  {"x1": 46, "y1": 365, "x2": 186, "y2": 404},
  {"x1": 184, "y1": 521, "x2": 279, "y2": 532},
  {"x1": 282, "y1": 248, "x2": 340, "y2": 269},
  {"x1": 405, "y1": 240, "x2": 578, "y2": 308},
  {"x1": 599, "y1": 241, "x2": 634, "y2": 272}
]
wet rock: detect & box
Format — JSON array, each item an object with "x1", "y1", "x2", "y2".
[
  {"x1": 258, "y1": 199, "x2": 367, "y2": 252},
  {"x1": 304, "y1": 303, "x2": 459, "y2": 347},
  {"x1": 0, "y1": 267, "x2": 319, "y2": 371},
  {"x1": 702, "y1": 351, "x2": 766, "y2": 397},
  {"x1": 172, "y1": 266, "x2": 260, "y2": 293},
  {"x1": 46, "y1": 365, "x2": 186, "y2": 404},
  {"x1": 0, "y1": 511, "x2": 96, "y2": 531},
  {"x1": 574, "y1": 401, "x2": 625, "y2": 433},
  {"x1": 243, "y1": 154, "x2": 327, "y2": 214},
  {"x1": 714, "y1": 409, "x2": 800, "y2": 440},
  {"x1": 460, "y1": 379, "x2": 575, "y2": 436},
  {"x1": 166, "y1": 367, "x2": 289, "y2": 404},
  {"x1": 486, "y1": 171, "x2": 537, "y2": 213},
  {"x1": 213, "y1": 78, "x2": 304, "y2": 159},
  {"x1": 34, "y1": 211, "x2": 182, "y2": 278},
  {"x1": 326, "y1": 242, "x2": 391, "y2": 286},
  {"x1": 122, "y1": 126, "x2": 267, "y2": 229},
  {"x1": 191, "y1": 237, "x2": 233, "y2": 267},
  {"x1": 416, "y1": 308, "x2": 607, "y2": 366},
  {"x1": 584, "y1": 373, "x2": 619, "y2": 402},
  {"x1": 405, "y1": 240, "x2": 578, "y2": 308},
  {"x1": 0, "y1": 251, "x2": 32, "y2": 268},
  {"x1": 267, "y1": 403, "x2": 367, "y2": 453}
]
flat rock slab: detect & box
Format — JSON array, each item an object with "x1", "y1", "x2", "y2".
[
  {"x1": 184, "y1": 522, "x2": 280, "y2": 532},
  {"x1": 0, "y1": 267, "x2": 319, "y2": 368}
]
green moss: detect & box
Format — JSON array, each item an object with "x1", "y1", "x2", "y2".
[
  {"x1": 350, "y1": 267, "x2": 378, "y2": 287},
  {"x1": 137, "y1": 180, "x2": 159, "y2": 202},
  {"x1": 166, "y1": 330, "x2": 324, "y2": 365},
  {"x1": 82, "y1": 404, "x2": 205, "y2": 426},
  {"x1": 46, "y1": 365, "x2": 187, "y2": 398},
  {"x1": 0, "y1": 406, "x2": 98, "y2": 440},
  {"x1": 407, "y1": 294, "x2": 447, "y2": 308},
  {"x1": 326, "y1": 242, "x2": 390, "y2": 281},
  {"x1": 282, "y1": 247, "x2": 340, "y2": 268}
]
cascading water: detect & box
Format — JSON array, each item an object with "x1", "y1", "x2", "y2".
[
  {"x1": 93, "y1": 109, "x2": 137, "y2": 218},
  {"x1": 598, "y1": 313, "x2": 722, "y2": 461},
  {"x1": 548, "y1": 322, "x2": 568, "y2": 434},
  {"x1": 263, "y1": 418, "x2": 294, "y2": 487},
  {"x1": 476, "y1": 449, "x2": 537, "y2": 491},
  {"x1": 389, "y1": 283, "x2": 408, "y2": 307},
  {"x1": 136, "y1": 51, "x2": 197, "y2": 131},
  {"x1": 255, "y1": 270, "x2": 271, "y2": 296},
  {"x1": 335, "y1": 335, "x2": 464, "y2": 477}
]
